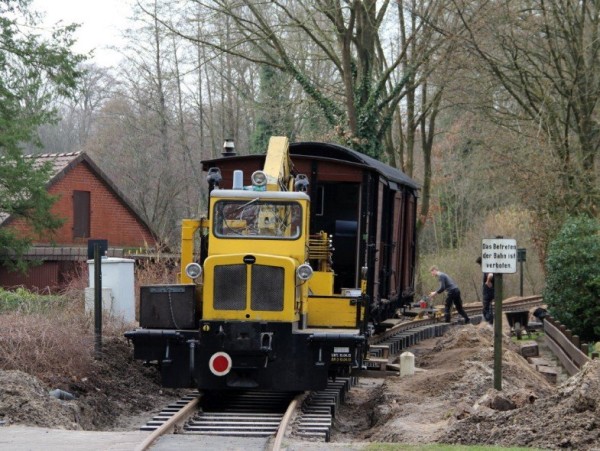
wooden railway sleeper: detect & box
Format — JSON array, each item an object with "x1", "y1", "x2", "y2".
[{"x1": 368, "y1": 344, "x2": 390, "y2": 359}]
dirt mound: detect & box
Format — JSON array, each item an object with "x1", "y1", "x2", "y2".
[
  {"x1": 441, "y1": 358, "x2": 600, "y2": 450},
  {"x1": 0, "y1": 337, "x2": 182, "y2": 431},
  {"x1": 331, "y1": 324, "x2": 599, "y2": 450},
  {"x1": 0, "y1": 370, "x2": 82, "y2": 429}
]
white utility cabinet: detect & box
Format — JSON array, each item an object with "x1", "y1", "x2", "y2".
[{"x1": 86, "y1": 257, "x2": 135, "y2": 323}]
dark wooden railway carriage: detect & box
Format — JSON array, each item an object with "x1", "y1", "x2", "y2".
[{"x1": 202, "y1": 141, "x2": 419, "y2": 325}]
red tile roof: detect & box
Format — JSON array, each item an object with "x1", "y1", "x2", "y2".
[{"x1": 27, "y1": 152, "x2": 83, "y2": 175}]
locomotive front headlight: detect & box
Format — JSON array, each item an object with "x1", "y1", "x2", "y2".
[
  {"x1": 185, "y1": 262, "x2": 203, "y2": 280},
  {"x1": 297, "y1": 263, "x2": 313, "y2": 281},
  {"x1": 251, "y1": 170, "x2": 267, "y2": 187}
]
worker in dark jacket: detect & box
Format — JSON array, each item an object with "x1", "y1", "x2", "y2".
[
  {"x1": 429, "y1": 266, "x2": 470, "y2": 324},
  {"x1": 476, "y1": 256, "x2": 494, "y2": 326}
]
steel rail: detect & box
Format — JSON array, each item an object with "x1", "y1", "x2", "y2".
[
  {"x1": 269, "y1": 393, "x2": 303, "y2": 451},
  {"x1": 135, "y1": 395, "x2": 200, "y2": 451}
]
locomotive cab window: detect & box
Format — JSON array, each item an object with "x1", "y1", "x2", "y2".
[{"x1": 213, "y1": 200, "x2": 302, "y2": 239}]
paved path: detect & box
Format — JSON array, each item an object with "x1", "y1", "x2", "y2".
[
  {"x1": 0, "y1": 426, "x2": 148, "y2": 451},
  {"x1": 0, "y1": 425, "x2": 370, "y2": 450}
]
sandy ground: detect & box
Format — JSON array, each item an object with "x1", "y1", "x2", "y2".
[
  {"x1": 284, "y1": 323, "x2": 600, "y2": 450},
  {"x1": 1, "y1": 323, "x2": 600, "y2": 450}
]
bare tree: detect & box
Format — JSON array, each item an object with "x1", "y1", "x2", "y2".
[
  {"x1": 139, "y1": 0, "x2": 472, "y2": 272},
  {"x1": 150, "y1": 1, "x2": 449, "y2": 159},
  {"x1": 84, "y1": 0, "x2": 189, "y2": 246},
  {"x1": 87, "y1": 0, "x2": 264, "y2": 244},
  {"x1": 32, "y1": 65, "x2": 116, "y2": 154},
  {"x1": 451, "y1": 0, "x2": 600, "y2": 252}
]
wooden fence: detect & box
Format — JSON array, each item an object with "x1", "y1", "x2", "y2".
[{"x1": 543, "y1": 315, "x2": 594, "y2": 376}]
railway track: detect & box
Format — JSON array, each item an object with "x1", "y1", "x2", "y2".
[
  {"x1": 291, "y1": 377, "x2": 356, "y2": 441},
  {"x1": 136, "y1": 393, "x2": 200, "y2": 451},
  {"x1": 364, "y1": 295, "x2": 544, "y2": 370},
  {"x1": 136, "y1": 378, "x2": 356, "y2": 449},
  {"x1": 187, "y1": 391, "x2": 294, "y2": 436}
]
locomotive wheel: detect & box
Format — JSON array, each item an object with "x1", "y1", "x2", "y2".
[{"x1": 514, "y1": 322, "x2": 522, "y2": 340}]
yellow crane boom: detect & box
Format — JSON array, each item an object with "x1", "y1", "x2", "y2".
[{"x1": 263, "y1": 136, "x2": 293, "y2": 191}]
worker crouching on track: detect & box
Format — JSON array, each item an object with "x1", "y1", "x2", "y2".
[{"x1": 429, "y1": 266, "x2": 470, "y2": 324}]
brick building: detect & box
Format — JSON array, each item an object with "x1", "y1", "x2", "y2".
[{"x1": 0, "y1": 152, "x2": 158, "y2": 291}]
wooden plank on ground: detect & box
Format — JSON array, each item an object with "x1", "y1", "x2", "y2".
[
  {"x1": 380, "y1": 318, "x2": 403, "y2": 327},
  {"x1": 544, "y1": 335, "x2": 579, "y2": 376},
  {"x1": 544, "y1": 320, "x2": 590, "y2": 368}
]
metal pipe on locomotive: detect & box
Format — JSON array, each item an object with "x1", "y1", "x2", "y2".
[{"x1": 125, "y1": 136, "x2": 419, "y2": 392}]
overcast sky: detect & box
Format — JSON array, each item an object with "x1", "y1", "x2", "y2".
[{"x1": 32, "y1": 0, "x2": 135, "y2": 66}]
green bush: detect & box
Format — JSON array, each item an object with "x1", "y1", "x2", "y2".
[
  {"x1": 543, "y1": 216, "x2": 600, "y2": 342},
  {"x1": 0, "y1": 287, "x2": 66, "y2": 314}
]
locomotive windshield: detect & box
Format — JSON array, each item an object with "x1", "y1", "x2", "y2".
[{"x1": 213, "y1": 199, "x2": 302, "y2": 239}]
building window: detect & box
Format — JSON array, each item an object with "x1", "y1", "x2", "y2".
[{"x1": 73, "y1": 190, "x2": 90, "y2": 238}]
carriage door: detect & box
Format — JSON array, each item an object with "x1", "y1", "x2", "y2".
[{"x1": 313, "y1": 182, "x2": 361, "y2": 293}]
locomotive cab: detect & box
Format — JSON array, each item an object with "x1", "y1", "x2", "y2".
[{"x1": 203, "y1": 189, "x2": 310, "y2": 324}]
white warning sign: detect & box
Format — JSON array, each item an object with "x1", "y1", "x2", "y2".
[{"x1": 481, "y1": 238, "x2": 517, "y2": 274}]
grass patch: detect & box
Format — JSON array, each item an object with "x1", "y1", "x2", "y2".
[
  {"x1": 0, "y1": 287, "x2": 67, "y2": 314},
  {"x1": 510, "y1": 330, "x2": 544, "y2": 343},
  {"x1": 365, "y1": 444, "x2": 544, "y2": 450}
]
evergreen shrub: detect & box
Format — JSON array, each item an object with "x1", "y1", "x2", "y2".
[{"x1": 543, "y1": 216, "x2": 600, "y2": 342}]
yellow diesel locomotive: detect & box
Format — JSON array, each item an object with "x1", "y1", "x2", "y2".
[{"x1": 125, "y1": 137, "x2": 418, "y2": 391}]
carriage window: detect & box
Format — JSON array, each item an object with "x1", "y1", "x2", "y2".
[
  {"x1": 315, "y1": 185, "x2": 325, "y2": 216},
  {"x1": 213, "y1": 200, "x2": 302, "y2": 239}
]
